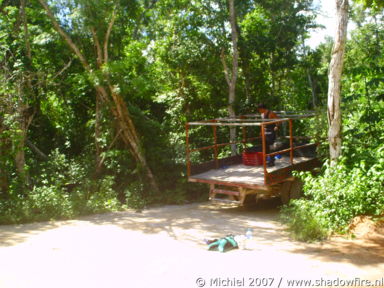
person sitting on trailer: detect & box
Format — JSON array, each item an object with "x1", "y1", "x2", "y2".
[{"x1": 257, "y1": 103, "x2": 278, "y2": 167}]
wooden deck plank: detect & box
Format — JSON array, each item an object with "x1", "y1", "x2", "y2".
[{"x1": 189, "y1": 155, "x2": 314, "y2": 186}]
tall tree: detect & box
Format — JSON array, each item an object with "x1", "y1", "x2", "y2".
[
  {"x1": 239, "y1": 0, "x2": 315, "y2": 109},
  {"x1": 221, "y1": 0, "x2": 239, "y2": 155},
  {"x1": 15, "y1": 0, "x2": 36, "y2": 185},
  {"x1": 0, "y1": 0, "x2": 37, "y2": 190},
  {"x1": 37, "y1": 0, "x2": 160, "y2": 193},
  {"x1": 327, "y1": 0, "x2": 349, "y2": 164}
]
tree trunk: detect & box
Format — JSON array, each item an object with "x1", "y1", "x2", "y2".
[
  {"x1": 222, "y1": 0, "x2": 239, "y2": 156},
  {"x1": 14, "y1": 87, "x2": 34, "y2": 185},
  {"x1": 327, "y1": 0, "x2": 349, "y2": 165},
  {"x1": 14, "y1": 105, "x2": 27, "y2": 178},
  {"x1": 0, "y1": 118, "x2": 9, "y2": 196},
  {"x1": 307, "y1": 70, "x2": 317, "y2": 108},
  {"x1": 108, "y1": 86, "x2": 159, "y2": 194},
  {"x1": 91, "y1": 27, "x2": 106, "y2": 176},
  {"x1": 95, "y1": 92, "x2": 103, "y2": 176},
  {"x1": 14, "y1": 0, "x2": 34, "y2": 186}
]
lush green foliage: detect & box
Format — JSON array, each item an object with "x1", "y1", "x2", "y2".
[
  {"x1": 283, "y1": 115, "x2": 384, "y2": 242},
  {"x1": 0, "y1": 150, "x2": 121, "y2": 224},
  {"x1": 282, "y1": 154, "x2": 384, "y2": 241},
  {"x1": 1, "y1": 0, "x2": 383, "y2": 227},
  {"x1": 281, "y1": 5, "x2": 384, "y2": 241}
]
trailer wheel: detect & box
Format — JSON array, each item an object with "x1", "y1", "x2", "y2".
[
  {"x1": 280, "y1": 178, "x2": 303, "y2": 205},
  {"x1": 280, "y1": 180, "x2": 292, "y2": 205},
  {"x1": 243, "y1": 194, "x2": 258, "y2": 207}
]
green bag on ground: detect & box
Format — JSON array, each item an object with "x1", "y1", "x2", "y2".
[{"x1": 207, "y1": 235, "x2": 238, "y2": 252}]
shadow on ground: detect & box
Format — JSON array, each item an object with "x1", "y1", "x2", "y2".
[{"x1": 1, "y1": 199, "x2": 383, "y2": 267}]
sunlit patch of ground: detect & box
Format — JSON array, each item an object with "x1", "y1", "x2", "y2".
[{"x1": 0, "y1": 202, "x2": 383, "y2": 288}]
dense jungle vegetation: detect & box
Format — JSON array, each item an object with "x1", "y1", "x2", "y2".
[{"x1": 0, "y1": 0, "x2": 383, "y2": 240}]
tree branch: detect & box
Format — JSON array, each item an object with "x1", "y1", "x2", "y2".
[
  {"x1": 228, "y1": 0, "x2": 239, "y2": 87},
  {"x1": 20, "y1": 0, "x2": 31, "y2": 60},
  {"x1": 220, "y1": 49, "x2": 231, "y2": 86},
  {"x1": 103, "y1": 7, "x2": 117, "y2": 65},
  {"x1": 37, "y1": 0, "x2": 91, "y2": 71},
  {"x1": 97, "y1": 129, "x2": 122, "y2": 169},
  {"x1": 52, "y1": 58, "x2": 73, "y2": 80},
  {"x1": 26, "y1": 139, "x2": 48, "y2": 160},
  {"x1": 91, "y1": 27, "x2": 103, "y2": 67}
]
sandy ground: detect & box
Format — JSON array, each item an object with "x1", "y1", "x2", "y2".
[{"x1": 0, "y1": 201, "x2": 383, "y2": 288}]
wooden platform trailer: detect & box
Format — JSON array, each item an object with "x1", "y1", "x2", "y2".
[{"x1": 185, "y1": 113, "x2": 321, "y2": 206}]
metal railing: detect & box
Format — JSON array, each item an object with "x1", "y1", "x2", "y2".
[{"x1": 185, "y1": 114, "x2": 317, "y2": 186}]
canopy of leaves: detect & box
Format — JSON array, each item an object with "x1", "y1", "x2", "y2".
[{"x1": 1, "y1": 0, "x2": 382, "y2": 227}]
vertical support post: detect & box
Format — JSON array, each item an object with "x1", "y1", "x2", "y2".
[
  {"x1": 242, "y1": 126, "x2": 246, "y2": 148},
  {"x1": 241, "y1": 115, "x2": 246, "y2": 149},
  {"x1": 186, "y1": 123, "x2": 191, "y2": 177},
  {"x1": 209, "y1": 184, "x2": 215, "y2": 200},
  {"x1": 289, "y1": 119, "x2": 294, "y2": 165},
  {"x1": 213, "y1": 121, "x2": 219, "y2": 169},
  {"x1": 261, "y1": 123, "x2": 268, "y2": 185}
]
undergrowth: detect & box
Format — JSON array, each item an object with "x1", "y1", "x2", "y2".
[
  {"x1": 0, "y1": 149, "x2": 199, "y2": 224},
  {"x1": 281, "y1": 158, "x2": 384, "y2": 242}
]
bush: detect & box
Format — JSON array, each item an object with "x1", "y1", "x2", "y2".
[
  {"x1": 28, "y1": 185, "x2": 74, "y2": 221},
  {"x1": 0, "y1": 150, "x2": 122, "y2": 224},
  {"x1": 124, "y1": 182, "x2": 147, "y2": 210},
  {"x1": 281, "y1": 160, "x2": 384, "y2": 241},
  {"x1": 71, "y1": 176, "x2": 121, "y2": 215},
  {"x1": 281, "y1": 200, "x2": 329, "y2": 242},
  {"x1": 282, "y1": 98, "x2": 384, "y2": 242},
  {"x1": 0, "y1": 194, "x2": 28, "y2": 224}
]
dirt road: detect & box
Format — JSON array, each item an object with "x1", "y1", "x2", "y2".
[{"x1": 0, "y1": 201, "x2": 383, "y2": 288}]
